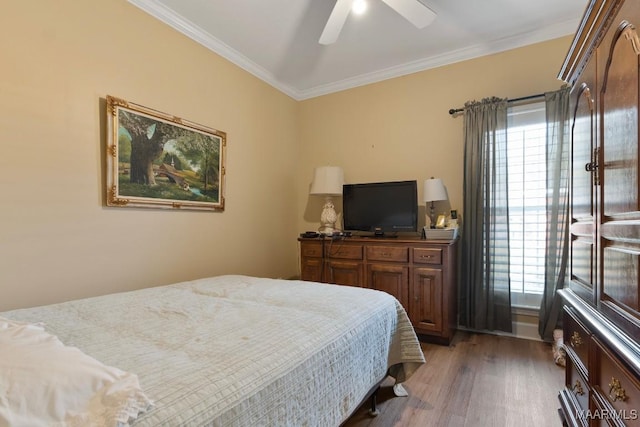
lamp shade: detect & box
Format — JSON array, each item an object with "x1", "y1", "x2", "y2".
[
  {"x1": 423, "y1": 178, "x2": 447, "y2": 202},
  {"x1": 310, "y1": 166, "x2": 344, "y2": 196}
]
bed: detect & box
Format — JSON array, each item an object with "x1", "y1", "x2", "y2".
[{"x1": 0, "y1": 275, "x2": 425, "y2": 426}]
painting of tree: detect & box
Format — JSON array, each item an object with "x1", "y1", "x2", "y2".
[
  {"x1": 173, "y1": 133, "x2": 220, "y2": 191},
  {"x1": 106, "y1": 96, "x2": 226, "y2": 211},
  {"x1": 119, "y1": 111, "x2": 170, "y2": 185}
]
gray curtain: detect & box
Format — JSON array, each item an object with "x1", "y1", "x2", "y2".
[
  {"x1": 460, "y1": 97, "x2": 512, "y2": 333},
  {"x1": 539, "y1": 86, "x2": 571, "y2": 341}
]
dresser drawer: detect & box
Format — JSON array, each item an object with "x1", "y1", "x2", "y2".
[
  {"x1": 563, "y1": 307, "x2": 590, "y2": 376},
  {"x1": 592, "y1": 337, "x2": 640, "y2": 425},
  {"x1": 413, "y1": 248, "x2": 442, "y2": 265},
  {"x1": 325, "y1": 244, "x2": 363, "y2": 260},
  {"x1": 300, "y1": 241, "x2": 323, "y2": 258},
  {"x1": 565, "y1": 353, "x2": 590, "y2": 421},
  {"x1": 366, "y1": 246, "x2": 408, "y2": 262}
]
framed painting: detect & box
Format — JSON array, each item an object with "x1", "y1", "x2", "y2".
[{"x1": 106, "y1": 95, "x2": 226, "y2": 211}]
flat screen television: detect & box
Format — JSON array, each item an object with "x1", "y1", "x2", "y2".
[{"x1": 342, "y1": 180, "x2": 418, "y2": 236}]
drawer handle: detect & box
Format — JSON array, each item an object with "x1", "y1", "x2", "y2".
[
  {"x1": 608, "y1": 377, "x2": 628, "y2": 402},
  {"x1": 570, "y1": 331, "x2": 583, "y2": 348},
  {"x1": 420, "y1": 255, "x2": 433, "y2": 259},
  {"x1": 381, "y1": 252, "x2": 391, "y2": 257},
  {"x1": 571, "y1": 379, "x2": 585, "y2": 396}
]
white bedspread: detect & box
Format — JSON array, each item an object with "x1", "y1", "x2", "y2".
[
  {"x1": 0, "y1": 317, "x2": 152, "y2": 426},
  {"x1": 2, "y1": 275, "x2": 425, "y2": 426}
]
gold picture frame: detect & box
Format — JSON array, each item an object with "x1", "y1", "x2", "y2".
[{"x1": 106, "y1": 95, "x2": 226, "y2": 211}]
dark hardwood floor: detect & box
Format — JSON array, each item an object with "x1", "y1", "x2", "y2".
[{"x1": 344, "y1": 331, "x2": 565, "y2": 427}]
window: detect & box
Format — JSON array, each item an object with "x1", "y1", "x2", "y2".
[{"x1": 506, "y1": 101, "x2": 546, "y2": 308}]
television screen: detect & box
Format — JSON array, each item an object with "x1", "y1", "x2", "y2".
[{"x1": 342, "y1": 180, "x2": 418, "y2": 235}]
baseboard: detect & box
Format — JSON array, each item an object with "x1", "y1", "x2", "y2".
[
  {"x1": 456, "y1": 323, "x2": 542, "y2": 342},
  {"x1": 510, "y1": 320, "x2": 542, "y2": 341}
]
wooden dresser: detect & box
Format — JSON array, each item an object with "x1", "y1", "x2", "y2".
[
  {"x1": 558, "y1": 0, "x2": 640, "y2": 425},
  {"x1": 298, "y1": 236, "x2": 458, "y2": 345}
]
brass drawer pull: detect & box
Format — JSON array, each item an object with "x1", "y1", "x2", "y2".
[
  {"x1": 571, "y1": 379, "x2": 585, "y2": 396},
  {"x1": 570, "y1": 331, "x2": 583, "y2": 348},
  {"x1": 608, "y1": 377, "x2": 628, "y2": 402},
  {"x1": 420, "y1": 255, "x2": 433, "y2": 259}
]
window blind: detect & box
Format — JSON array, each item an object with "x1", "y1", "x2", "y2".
[{"x1": 505, "y1": 101, "x2": 546, "y2": 307}]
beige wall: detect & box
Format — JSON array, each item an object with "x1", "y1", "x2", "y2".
[
  {"x1": 296, "y1": 36, "x2": 573, "y2": 233},
  {"x1": 1, "y1": 1, "x2": 573, "y2": 312},
  {"x1": 0, "y1": 1, "x2": 299, "y2": 311}
]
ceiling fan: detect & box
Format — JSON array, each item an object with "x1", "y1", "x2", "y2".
[{"x1": 319, "y1": 0, "x2": 436, "y2": 45}]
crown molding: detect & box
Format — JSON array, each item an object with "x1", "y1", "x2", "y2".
[
  {"x1": 127, "y1": 0, "x2": 300, "y2": 99},
  {"x1": 297, "y1": 19, "x2": 580, "y2": 99},
  {"x1": 128, "y1": 0, "x2": 579, "y2": 101}
]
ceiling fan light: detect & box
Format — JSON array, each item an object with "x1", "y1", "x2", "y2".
[
  {"x1": 352, "y1": 0, "x2": 367, "y2": 15},
  {"x1": 320, "y1": 0, "x2": 436, "y2": 45}
]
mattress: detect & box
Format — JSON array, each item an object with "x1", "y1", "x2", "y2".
[{"x1": 1, "y1": 275, "x2": 425, "y2": 426}]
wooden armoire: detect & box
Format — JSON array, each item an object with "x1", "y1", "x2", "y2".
[{"x1": 558, "y1": 0, "x2": 640, "y2": 425}]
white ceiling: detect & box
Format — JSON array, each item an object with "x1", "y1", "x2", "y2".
[{"x1": 128, "y1": 0, "x2": 587, "y2": 100}]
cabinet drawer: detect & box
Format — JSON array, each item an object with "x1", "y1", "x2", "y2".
[
  {"x1": 366, "y1": 246, "x2": 408, "y2": 262},
  {"x1": 300, "y1": 241, "x2": 323, "y2": 258},
  {"x1": 325, "y1": 244, "x2": 363, "y2": 260},
  {"x1": 565, "y1": 353, "x2": 590, "y2": 420},
  {"x1": 592, "y1": 337, "x2": 640, "y2": 424},
  {"x1": 563, "y1": 307, "x2": 590, "y2": 376},
  {"x1": 413, "y1": 248, "x2": 442, "y2": 265}
]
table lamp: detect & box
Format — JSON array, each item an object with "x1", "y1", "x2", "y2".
[
  {"x1": 423, "y1": 177, "x2": 447, "y2": 229},
  {"x1": 310, "y1": 166, "x2": 344, "y2": 234}
]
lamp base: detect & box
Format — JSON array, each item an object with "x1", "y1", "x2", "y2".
[
  {"x1": 318, "y1": 226, "x2": 337, "y2": 235},
  {"x1": 429, "y1": 202, "x2": 436, "y2": 229},
  {"x1": 318, "y1": 196, "x2": 338, "y2": 235}
]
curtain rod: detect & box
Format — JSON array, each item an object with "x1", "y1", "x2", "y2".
[{"x1": 448, "y1": 93, "x2": 545, "y2": 115}]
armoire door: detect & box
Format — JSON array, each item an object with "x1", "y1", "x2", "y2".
[
  {"x1": 597, "y1": 2, "x2": 640, "y2": 337},
  {"x1": 569, "y1": 58, "x2": 599, "y2": 305}
]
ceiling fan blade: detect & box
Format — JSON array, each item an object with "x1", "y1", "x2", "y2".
[
  {"x1": 319, "y1": 0, "x2": 354, "y2": 45},
  {"x1": 380, "y1": 0, "x2": 436, "y2": 28}
]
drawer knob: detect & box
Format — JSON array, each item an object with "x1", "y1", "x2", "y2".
[
  {"x1": 421, "y1": 255, "x2": 432, "y2": 259},
  {"x1": 608, "y1": 377, "x2": 628, "y2": 403},
  {"x1": 570, "y1": 331, "x2": 583, "y2": 348},
  {"x1": 571, "y1": 379, "x2": 585, "y2": 396}
]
